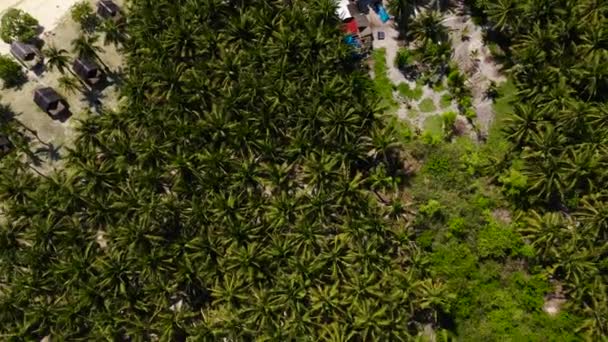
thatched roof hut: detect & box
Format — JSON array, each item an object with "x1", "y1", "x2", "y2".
[
  {"x1": 10, "y1": 42, "x2": 41, "y2": 68},
  {"x1": 97, "y1": 0, "x2": 121, "y2": 20},
  {"x1": 73, "y1": 58, "x2": 103, "y2": 85},
  {"x1": 34, "y1": 87, "x2": 69, "y2": 119}
]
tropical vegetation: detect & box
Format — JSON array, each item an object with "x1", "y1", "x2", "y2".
[
  {"x1": 0, "y1": 8, "x2": 39, "y2": 43},
  {"x1": 0, "y1": 0, "x2": 606, "y2": 340}
]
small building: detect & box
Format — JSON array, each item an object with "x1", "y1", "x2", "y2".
[
  {"x1": 97, "y1": 0, "x2": 121, "y2": 20},
  {"x1": 33, "y1": 87, "x2": 70, "y2": 119},
  {"x1": 336, "y1": 0, "x2": 352, "y2": 21},
  {"x1": 10, "y1": 42, "x2": 42, "y2": 69},
  {"x1": 73, "y1": 58, "x2": 103, "y2": 85}
]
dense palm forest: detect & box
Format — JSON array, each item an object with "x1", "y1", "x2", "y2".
[
  {"x1": 0, "y1": 0, "x2": 606, "y2": 340},
  {"x1": 0, "y1": 0, "x2": 443, "y2": 339},
  {"x1": 467, "y1": 0, "x2": 608, "y2": 339}
]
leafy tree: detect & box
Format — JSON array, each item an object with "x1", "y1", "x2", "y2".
[
  {"x1": 70, "y1": 1, "x2": 98, "y2": 32},
  {"x1": 0, "y1": 55, "x2": 25, "y2": 88},
  {"x1": 0, "y1": 8, "x2": 39, "y2": 43}
]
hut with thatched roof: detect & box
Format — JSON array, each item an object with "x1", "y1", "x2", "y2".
[
  {"x1": 10, "y1": 42, "x2": 42, "y2": 69},
  {"x1": 73, "y1": 58, "x2": 103, "y2": 85},
  {"x1": 34, "y1": 87, "x2": 70, "y2": 119},
  {"x1": 97, "y1": 0, "x2": 122, "y2": 21}
]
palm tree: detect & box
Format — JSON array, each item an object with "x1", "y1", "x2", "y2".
[
  {"x1": 71, "y1": 34, "x2": 108, "y2": 70},
  {"x1": 58, "y1": 75, "x2": 83, "y2": 95},
  {"x1": 486, "y1": 0, "x2": 520, "y2": 33},
  {"x1": 387, "y1": 0, "x2": 416, "y2": 35},
  {"x1": 44, "y1": 46, "x2": 76, "y2": 76},
  {"x1": 409, "y1": 11, "x2": 448, "y2": 46},
  {"x1": 100, "y1": 19, "x2": 126, "y2": 47}
]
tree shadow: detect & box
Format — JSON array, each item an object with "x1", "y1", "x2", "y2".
[
  {"x1": 105, "y1": 66, "x2": 125, "y2": 87},
  {"x1": 80, "y1": 87, "x2": 107, "y2": 114},
  {"x1": 0, "y1": 103, "x2": 16, "y2": 121},
  {"x1": 34, "y1": 142, "x2": 63, "y2": 161}
]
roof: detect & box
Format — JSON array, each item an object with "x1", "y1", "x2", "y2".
[
  {"x1": 34, "y1": 87, "x2": 61, "y2": 110},
  {"x1": 73, "y1": 58, "x2": 99, "y2": 79},
  {"x1": 10, "y1": 42, "x2": 38, "y2": 60},
  {"x1": 342, "y1": 19, "x2": 359, "y2": 35},
  {"x1": 354, "y1": 13, "x2": 370, "y2": 29},
  {"x1": 336, "y1": 0, "x2": 352, "y2": 20},
  {"x1": 98, "y1": 0, "x2": 120, "y2": 17}
]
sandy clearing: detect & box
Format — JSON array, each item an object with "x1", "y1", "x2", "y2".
[{"x1": 0, "y1": 0, "x2": 81, "y2": 54}]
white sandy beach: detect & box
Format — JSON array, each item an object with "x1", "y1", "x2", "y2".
[{"x1": 0, "y1": 0, "x2": 81, "y2": 54}]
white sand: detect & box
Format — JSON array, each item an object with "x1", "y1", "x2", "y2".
[{"x1": 0, "y1": 0, "x2": 81, "y2": 54}]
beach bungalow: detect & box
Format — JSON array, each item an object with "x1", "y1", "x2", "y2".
[
  {"x1": 97, "y1": 0, "x2": 122, "y2": 21},
  {"x1": 73, "y1": 58, "x2": 103, "y2": 85},
  {"x1": 10, "y1": 42, "x2": 42, "y2": 69},
  {"x1": 33, "y1": 87, "x2": 70, "y2": 120}
]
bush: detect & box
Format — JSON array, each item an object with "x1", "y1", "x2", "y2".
[
  {"x1": 0, "y1": 55, "x2": 25, "y2": 88},
  {"x1": 442, "y1": 111, "x2": 457, "y2": 129},
  {"x1": 397, "y1": 82, "x2": 424, "y2": 100},
  {"x1": 419, "y1": 98, "x2": 437, "y2": 113},
  {"x1": 394, "y1": 48, "x2": 413, "y2": 69},
  {"x1": 0, "y1": 9, "x2": 39, "y2": 43},
  {"x1": 71, "y1": 1, "x2": 98, "y2": 31}
]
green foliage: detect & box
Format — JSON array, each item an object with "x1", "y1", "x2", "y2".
[
  {"x1": 372, "y1": 48, "x2": 398, "y2": 109},
  {"x1": 423, "y1": 114, "x2": 443, "y2": 137},
  {"x1": 498, "y1": 166, "x2": 528, "y2": 199},
  {"x1": 394, "y1": 48, "x2": 413, "y2": 69},
  {"x1": 419, "y1": 98, "x2": 437, "y2": 112},
  {"x1": 0, "y1": 8, "x2": 39, "y2": 43},
  {"x1": 70, "y1": 1, "x2": 98, "y2": 31},
  {"x1": 439, "y1": 93, "x2": 452, "y2": 108},
  {"x1": 476, "y1": 219, "x2": 519, "y2": 259},
  {"x1": 0, "y1": 55, "x2": 25, "y2": 88},
  {"x1": 441, "y1": 111, "x2": 457, "y2": 129},
  {"x1": 419, "y1": 199, "x2": 443, "y2": 218},
  {"x1": 397, "y1": 82, "x2": 423, "y2": 100},
  {"x1": 0, "y1": 2, "x2": 452, "y2": 340}
]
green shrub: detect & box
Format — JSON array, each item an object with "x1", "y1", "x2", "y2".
[
  {"x1": 448, "y1": 217, "x2": 467, "y2": 236},
  {"x1": 394, "y1": 48, "x2": 413, "y2": 69},
  {"x1": 442, "y1": 111, "x2": 457, "y2": 129},
  {"x1": 424, "y1": 155, "x2": 451, "y2": 176},
  {"x1": 397, "y1": 82, "x2": 423, "y2": 100},
  {"x1": 476, "y1": 220, "x2": 519, "y2": 259},
  {"x1": 498, "y1": 167, "x2": 528, "y2": 198},
  {"x1": 419, "y1": 98, "x2": 436, "y2": 112},
  {"x1": 440, "y1": 93, "x2": 452, "y2": 108},
  {"x1": 71, "y1": 1, "x2": 98, "y2": 31},
  {"x1": 0, "y1": 55, "x2": 25, "y2": 88},
  {"x1": 423, "y1": 114, "x2": 443, "y2": 135},
  {"x1": 419, "y1": 199, "x2": 443, "y2": 218},
  {"x1": 372, "y1": 48, "x2": 397, "y2": 109},
  {"x1": 0, "y1": 9, "x2": 39, "y2": 43}
]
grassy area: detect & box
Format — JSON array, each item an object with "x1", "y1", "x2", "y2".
[
  {"x1": 423, "y1": 114, "x2": 443, "y2": 136},
  {"x1": 397, "y1": 82, "x2": 424, "y2": 101},
  {"x1": 419, "y1": 98, "x2": 437, "y2": 112},
  {"x1": 440, "y1": 93, "x2": 453, "y2": 108},
  {"x1": 483, "y1": 78, "x2": 517, "y2": 158},
  {"x1": 408, "y1": 109, "x2": 420, "y2": 119},
  {"x1": 372, "y1": 48, "x2": 398, "y2": 109}
]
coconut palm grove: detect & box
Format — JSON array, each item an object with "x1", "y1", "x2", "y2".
[{"x1": 0, "y1": 0, "x2": 607, "y2": 340}]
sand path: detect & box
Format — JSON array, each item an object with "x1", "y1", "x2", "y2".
[
  {"x1": 0, "y1": 0, "x2": 81, "y2": 54},
  {"x1": 443, "y1": 2, "x2": 506, "y2": 137}
]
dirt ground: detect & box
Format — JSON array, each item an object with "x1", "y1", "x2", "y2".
[{"x1": 1, "y1": 0, "x2": 125, "y2": 172}]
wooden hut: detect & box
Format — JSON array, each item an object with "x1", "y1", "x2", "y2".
[
  {"x1": 10, "y1": 42, "x2": 42, "y2": 69},
  {"x1": 73, "y1": 58, "x2": 103, "y2": 85},
  {"x1": 34, "y1": 88, "x2": 70, "y2": 119},
  {"x1": 97, "y1": 0, "x2": 122, "y2": 20}
]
